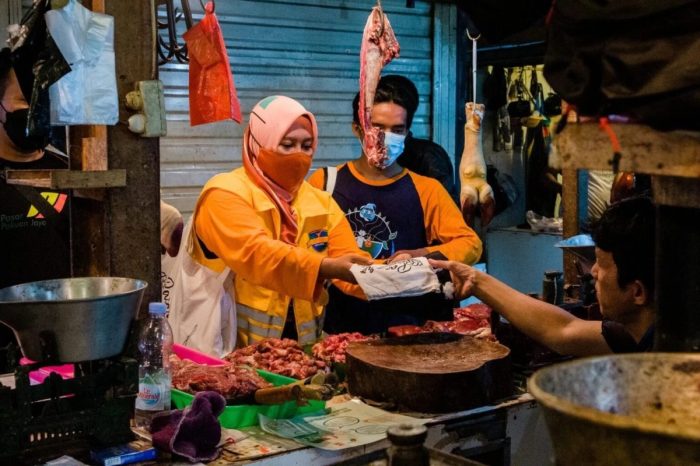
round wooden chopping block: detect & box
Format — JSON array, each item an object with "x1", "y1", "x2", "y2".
[{"x1": 346, "y1": 333, "x2": 512, "y2": 413}]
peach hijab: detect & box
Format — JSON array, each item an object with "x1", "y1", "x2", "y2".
[{"x1": 242, "y1": 95, "x2": 318, "y2": 244}]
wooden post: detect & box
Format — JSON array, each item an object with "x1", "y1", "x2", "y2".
[
  {"x1": 102, "y1": 0, "x2": 161, "y2": 318},
  {"x1": 653, "y1": 176, "x2": 700, "y2": 351},
  {"x1": 561, "y1": 168, "x2": 579, "y2": 285}
]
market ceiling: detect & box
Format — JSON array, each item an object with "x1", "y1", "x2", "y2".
[{"x1": 453, "y1": 0, "x2": 551, "y2": 44}]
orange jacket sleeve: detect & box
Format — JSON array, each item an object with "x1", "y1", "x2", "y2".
[
  {"x1": 325, "y1": 198, "x2": 370, "y2": 300},
  {"x1": 307, "y1": 167, "x2": 325, "y2": 190},
  {"x1": 195, "y1": 189, "x2": 324, "y2": 302},
  {"x1": 308, "y1": 166, "x2": 368, "y2": 298},
  {"x1": 411, "y1": 173, "x2": 483, "y2": 264}
]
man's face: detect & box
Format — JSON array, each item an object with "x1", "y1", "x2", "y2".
[
  {"x1": 353, "y1": 101, "x2": 408, "y2": 141},
  {"x1": 591, "y1": 247, "x2": 637, "y2": 323},
  {"x1": 368, "y1": 102, "x2": 408, "y2": 135}
]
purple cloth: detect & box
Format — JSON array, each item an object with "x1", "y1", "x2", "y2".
[{"x1": 151, "y1": 391, "x2": 226, "y2": 462}]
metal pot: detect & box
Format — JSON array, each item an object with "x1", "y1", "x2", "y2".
[
  {"x1": 528, "y1": 353, "x2": 700, "y2": 465},
  {"x1": 0, "y1": 277, "x2": 147, "y2": 363}
]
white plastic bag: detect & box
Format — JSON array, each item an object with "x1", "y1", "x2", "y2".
[
  {"x1": 526, "y1": 210, "x2": 563, "y2": 233},
  {"x1": 350, "y1": 257, "x2": 443, "y2": 301},
  {"x1": 162, "y1": 217, "x2": 237, "y2": 357},
  {"x1": 45, "y1": 0, "x2": 118, "y2": 125}
]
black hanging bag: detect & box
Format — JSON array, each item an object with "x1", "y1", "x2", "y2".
[
  {"x1": 507, "y1": 70, "x2": 532, "y2": 118},
  {"x1": 544, "y1": 0, "x2": 700, "y2": 130}
]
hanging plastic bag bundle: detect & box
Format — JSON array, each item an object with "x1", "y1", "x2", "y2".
[
  {"x1": 7, "y1": 0, "x2": 70, "y2": 141},
  {"x1": 45, "y1": 0, "x2": 118, "y2": 125},
  {"x1": 183, "y1": 1, "x2": 241, "y2": 126}
]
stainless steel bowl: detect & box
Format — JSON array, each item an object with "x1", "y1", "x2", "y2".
[
  {"x1": 0, "y1": 277, "x2": 147, "y2": 363},
  {"x1": 529, "y1": 353, "x2": 700, "y2": 465}
]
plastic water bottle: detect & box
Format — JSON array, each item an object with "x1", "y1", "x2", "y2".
[{"x1": 134, "y1": 302, "x2": 173, "y2": 430}]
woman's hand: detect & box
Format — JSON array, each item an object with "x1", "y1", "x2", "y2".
[
  {"x1": 319, "y1": 254, "x2": 372, "y2": 283},
  {"x1": 385, "y1": 252, "x2": 412, "y2": 264},
  {"x1": 428, "y1": 258, "x2": 477, "y2": 300},
  {"x1": 386, "y1": 248, "x2": 429, "y2": 263}
]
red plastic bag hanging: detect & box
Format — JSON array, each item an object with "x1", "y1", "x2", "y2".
[{"x1": 183, "y1": 1, "x2": 241, "y2": 126}]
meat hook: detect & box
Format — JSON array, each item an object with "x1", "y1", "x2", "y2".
[{"x1": 466, "y1": 28, "x2": 480, "y2": 102}]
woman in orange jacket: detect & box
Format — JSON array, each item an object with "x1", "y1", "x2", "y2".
[{"x1": 171, "y1": 96, "x2": 370, "y2": 355}]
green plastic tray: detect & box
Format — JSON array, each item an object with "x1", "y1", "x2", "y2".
[{"x1": 171, "y1": 369, "x2": 326, "y2": 429}]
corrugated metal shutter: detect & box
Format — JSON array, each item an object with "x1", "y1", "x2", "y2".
[
  {"x1": 160, "y1": 0, "x2": 435, "y2": 217},
  {"x1": 2, "y1": 0, "x2": 22, "y2": 31}
]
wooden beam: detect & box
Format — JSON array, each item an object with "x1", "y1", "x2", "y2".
[
  {"x1": 555, "y1": 123, "x2": 700, "y2": 177},
  {"x1": 5, "y1": 169, "x2": 126, "y2": 189},
  {"x1": 653, "y1": 176, "x2": 700, "y2": 209}
]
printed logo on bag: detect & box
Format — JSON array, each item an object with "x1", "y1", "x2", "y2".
[
  {"x1": 308, "y1": 229, "x2": 329, "y2": 252},
  {"x1": 161, "y1": 272, "x2": 175, "y2": 311},
  {"x1": 345, "y1": 203, "x2": 397, "y2": 259},
  {"x1": 26, "y1": 192, "x2": 68, "y2": 218},
  {"x1": 357, "y1": 258, "x2": 423, "y2": 274}
]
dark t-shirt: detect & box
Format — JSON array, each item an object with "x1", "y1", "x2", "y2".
[
  {"x1": 0, "y1": 150, "x2": 71, "y2": 290},
  {"x1": 0, "y1": 149, "x2": 71, "y2": 369},
  {"x1": 324, "y1": 164, "x2": 454, "y2": 335},
  {"x1": 398, "y1": 132, "x2": 459, "y2": 205},
  {"x1": 601, "y1": 320, "x2": 655, "y2": 353}
]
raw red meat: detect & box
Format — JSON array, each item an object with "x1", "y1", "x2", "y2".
[
  {"x1": 386, "y1": 304, "x2": 495, "y2": 340},
  {"x1": 454, "y1": 303, "x2": 492, "y2": 322},
  {"x1": 387, "y1": 325, "x2": 423, "y2": 338},
  {"x1": 312, "y1": 332, "x2": 377, "y2": 364},
  {"x1": 224, "y1": 338, "x2": 326, "y2": 380},
  {"x1": 170, "y1": 354, "x2": 271, "y2": 401},
  {"x1": 422, "y1": 320, "x2": 454, "y2": 333},
  {"x1": 421, "y1": 319, "x2": 494, "y2": 340},
  {"x1": 359, "y1": 5, "x2": 400, "y2": 168}
]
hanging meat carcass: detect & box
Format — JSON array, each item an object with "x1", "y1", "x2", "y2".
[
  {"x1": 459, "y1": 102, "x2": 495, "y2": 227},
  {"x1": 359, "y1": 5, "x2": 400, "y2": 168}
]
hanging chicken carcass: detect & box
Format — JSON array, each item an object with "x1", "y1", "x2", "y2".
[
  {"x1": 359, "y1": 5, "x2": 400, "y2": 168},
  {"x1": 459, "y1": 102, "x2": 495, "y2": 227}
]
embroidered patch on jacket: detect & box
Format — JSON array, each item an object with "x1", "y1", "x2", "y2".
[{"x1": 308, "y1": 229, "x2": 329, "y2": 252}]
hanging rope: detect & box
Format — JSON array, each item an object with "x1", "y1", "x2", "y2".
[{"x1": 599, "y1": 117, "x2": 623, "y2": 173}]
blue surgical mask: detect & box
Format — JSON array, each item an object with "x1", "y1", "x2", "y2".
[{"x1": 382, "y1": 130, "x2": 406, "y2": 168}]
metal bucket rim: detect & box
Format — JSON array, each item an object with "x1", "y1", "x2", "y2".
[
  {"x1": 0, "y1": 276, "x2": 149, "y2": 305},
  {"x1": 528, "y1": 353, "x2": 700, "y2": 442}
]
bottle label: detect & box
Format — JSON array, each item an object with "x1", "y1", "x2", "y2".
[{"x1": 136, "y1": 373, "x2": 167, "y2": 411}]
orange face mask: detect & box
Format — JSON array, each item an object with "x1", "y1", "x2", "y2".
[{"x1": 257, "y1": 148, "x2": 312, "y2": 194}]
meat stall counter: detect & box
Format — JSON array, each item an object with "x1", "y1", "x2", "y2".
[
  {"x1": 203, "y1": 393, "x2": 552, "y2": 465},
  {"x1": 167, "y1": 332, "x2": 554, "y2": 466}
]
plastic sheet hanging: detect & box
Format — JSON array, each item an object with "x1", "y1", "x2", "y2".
[
  {"x1": 183, "y1": 1, "x2": 242, "y2": 126},
  {"x1": 45, "y1": 0, "x2": 118, "y2": 125},
  {"x1": 7, "y1": 0, "x2": 70, "y2": 140}
]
